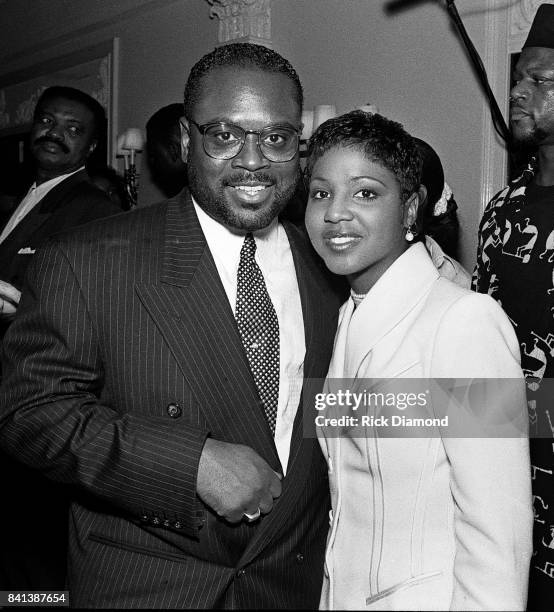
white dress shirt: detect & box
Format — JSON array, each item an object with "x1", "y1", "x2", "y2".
[
  {"x1": 193, "y1": 199, "x2": 305, "y2": 474},
  {"x1": 0, "y1": 167, "x2": 84, "y2": 244}
]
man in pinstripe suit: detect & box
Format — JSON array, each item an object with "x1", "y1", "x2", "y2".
[{"x1": 0, "y1": 44, "x2": 343, "y2": 608}]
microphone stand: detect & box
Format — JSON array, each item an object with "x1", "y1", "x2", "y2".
[{"x1": 444, "y1": 0, "x2": 512, "y2": 152}]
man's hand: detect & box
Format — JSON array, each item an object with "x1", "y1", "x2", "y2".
[
  {"x1": 197, "y1": 438, "x2": 282, "y2": 523},
  {"x1": 0, "y1": 280, "x2": 21, "y2": 321}
]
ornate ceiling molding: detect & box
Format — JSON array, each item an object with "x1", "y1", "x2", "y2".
[
  {"x1": 510, "y1": 0, "x2": 551, "y2": 41},
  {"x1": 206, "y1": 0, "x2": 272, "y2": 47}
]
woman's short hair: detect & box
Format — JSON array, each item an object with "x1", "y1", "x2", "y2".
[{"x1": 306, "y1": 110, "x2": 422, "y2": 203}]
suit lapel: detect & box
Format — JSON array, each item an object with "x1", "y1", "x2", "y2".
[
  {"x1": 137, "y1": 199, "x2": 338, "y2": 566},
  {"x1": 345, "y1": 243, "x2": 439, "y2": 377},
  {"x1": 0, "y1": 169, "x2": 90, "y2": 261},
  {"x1": 135, "y1": 192, "x2": 279, "y2": 467},
  {"x1": 239, "y1": 222, "x2": 340, "y2": 566}
]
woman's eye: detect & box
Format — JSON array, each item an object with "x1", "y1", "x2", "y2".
[
  {"x1": 310, "y1": 189, "x2": 329, "y2": 199},
  {"x1": 354, "y1": 189, "x2": 376, "y2": 199}
]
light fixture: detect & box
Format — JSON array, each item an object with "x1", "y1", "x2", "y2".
[{"x1": 117, "y1": 128, "x2": 144, "y2": 208}]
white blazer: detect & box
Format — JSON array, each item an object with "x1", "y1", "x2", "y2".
[{"x1": 318, "y1": 243, "x2": 533, "y2": 611}]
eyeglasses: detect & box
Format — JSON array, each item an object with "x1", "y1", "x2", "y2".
[{"x1": 187, "y1": 118, "x2": 300, "y2": 163}]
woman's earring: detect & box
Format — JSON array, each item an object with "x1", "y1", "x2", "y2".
[{"x1": 405, "y1": 225, "x2": 415, "y2": 242}]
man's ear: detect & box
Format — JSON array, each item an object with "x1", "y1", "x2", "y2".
[
  {"x1": 88, "y1": 139, "x2": 98, "y2": 157},
  {"x1": 180, "y1": 117, "x2": 190, "y2": 164}
]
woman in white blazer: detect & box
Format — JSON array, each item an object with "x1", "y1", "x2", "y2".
[{"x1": 304, "y1": 111, "x2": 533, "y2": 611}]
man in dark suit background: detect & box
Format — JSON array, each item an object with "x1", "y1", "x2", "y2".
[
  {"x1": 0, "y1": 86, "x2": 120, "y2": 591},
  {"x1": 0, "y1": 85, "x2": 119, "y2": 331},
  {"x1": 0, "y1": 44, "x2": 343, "y2": 608}
]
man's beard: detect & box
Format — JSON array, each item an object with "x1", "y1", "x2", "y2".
[
  {"x1": 511, "y1": 122, "x2": 547, "y2": 150},
  {"x1": 186, "y1": 161, "x2": 301, "y2": 231}
]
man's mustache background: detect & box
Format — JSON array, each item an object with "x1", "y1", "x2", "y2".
[{"x1": 33, "y1": 135, "x2": 70, "y2": 154}]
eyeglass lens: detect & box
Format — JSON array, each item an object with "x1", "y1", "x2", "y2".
[{"x1": 202, "y1": 124, "x2": 298, "y2": 162}]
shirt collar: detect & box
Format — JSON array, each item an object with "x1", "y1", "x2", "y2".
[
  {"x1": 30, "y1": 166, "x2": 85, "y2": 197},
  {"x1": 192, "y1": 195, "x2": 280, "y2": 256}
]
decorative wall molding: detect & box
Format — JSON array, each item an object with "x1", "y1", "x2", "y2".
[
  {"x1": 509, "y1": 0, "x2": 550, "y2": 52},
  {"x1": 206, "y1": 0, "x2": 272, "y2": 47},
  {"x1": 479, "y1": 0, "x2": 509, "y2": 212}
]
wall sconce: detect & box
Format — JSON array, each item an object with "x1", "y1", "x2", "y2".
[
  {"x1": 117, "y1": 128, "x2": 144, "y2": 208},
  {"x1": 300, "y1": 103, "x2": 380, "y2": 156}
]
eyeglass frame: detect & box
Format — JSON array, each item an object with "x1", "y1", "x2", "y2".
[{"x1": 185, "y1": 118, "x2": 302, "y2": 163}]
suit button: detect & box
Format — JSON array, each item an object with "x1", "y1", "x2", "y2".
[
  {"x1": 296, "y1": 553, "x2": 304, "y2": 564},
  {"x1": 174, "y1": 521, "x2": 182, "y2": 529},
  {"x1": 237, "y1": 569, "x2": 246, "y2": 578},
  {"x1": 166, "y1": 403, "x2": 182, "y2": 418},
  {"x1": 163, "y1": 519, "x2": 170, "y2": 527},
  {"x1": 152, "y1": 516, "x2": 160, "y2": 525}
]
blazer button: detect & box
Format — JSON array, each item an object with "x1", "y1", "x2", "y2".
[
  {"x1": 236, "y1": 569, "x2": 246, "y2": 578},
  {"x1": 166, "y1": 403, "x2": 182, "y2": 418},
  {"x1": 296, "y1": 553, "x2": 304, "y2": 564}
]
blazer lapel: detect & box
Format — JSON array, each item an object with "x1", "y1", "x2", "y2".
[
  {"x1": 135, "y1": 192, "x2": 279, "y2": 467},
  {"x1": 345, "y1": 243, "x2": 439, "y2": 377},
  {"x1": 0, "y1": 169, "x2": 90, "y2": 262},
  {"x1": 239, "y1": 222, "x2": 341, "y2": 565}
]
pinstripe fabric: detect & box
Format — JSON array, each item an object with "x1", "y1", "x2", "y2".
[
  {"x1": 0, "y1": 190, "x2": 343, "y2": 609},
  {"x1": 0, "y1": 170, "x2": 122, "y2": 591}
]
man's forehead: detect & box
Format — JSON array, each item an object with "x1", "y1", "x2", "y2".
[
  {"x1": 37, "y1": 96, "x2": 93, "y2": 119},
  {"x1": 194, "y1": 67, "x2": 300, "y2": 121}
]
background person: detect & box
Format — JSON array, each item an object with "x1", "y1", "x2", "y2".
[
  {"x1": 414, "y1": 136, "x2": 470, "y2": 288},
  {"x1": 0, "y1": 85, "x2": 120, "y2": 591},
  {"x1": 0, "y1": 85, "x2": 120, "y2": 335},
  {"x1": 146, "y1": 102, "x2": 187, "y2": 198},
  {"x1": 305, "y1": 110, "x2": 532, "y2": 610},
  {"x1": 472, "y1": 5, "x2": 554, "y2": 609}
]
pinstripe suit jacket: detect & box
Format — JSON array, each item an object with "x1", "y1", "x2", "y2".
[{"x1": 0, "y1": 190, "x2": 343, "y2": 609}]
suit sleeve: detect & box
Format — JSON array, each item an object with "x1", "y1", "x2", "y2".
[
  {"x1": 431, "y1": 293, "x2": 533, "y2": 611},
  {"x1": 0, "y1": 239, "x2": 209, "y2": 537}
]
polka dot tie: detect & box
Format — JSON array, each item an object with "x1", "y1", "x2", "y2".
[{"x1": 236, "y1": 233, "x2": 279, "y2": 435}]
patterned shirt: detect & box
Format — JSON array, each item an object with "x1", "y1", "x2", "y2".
[{"x1": 473, "y1": 158, "x2": 554, "y2": 589}]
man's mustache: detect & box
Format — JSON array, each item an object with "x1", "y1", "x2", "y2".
[{"x1": 33, "y1": 135, "x2": 70, "y2": 154}]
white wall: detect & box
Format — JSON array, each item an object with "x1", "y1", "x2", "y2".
[{"x1": 0, "y1": 0, "x2": 513, "y2": 269}]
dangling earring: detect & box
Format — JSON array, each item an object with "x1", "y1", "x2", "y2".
[{"x1": 405, "y1": 225, "x2": 416, "y2": 242}]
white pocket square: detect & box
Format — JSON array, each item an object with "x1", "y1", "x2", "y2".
[{"x1": 17, "y1": 247, "x2": 36, "y2": 255}]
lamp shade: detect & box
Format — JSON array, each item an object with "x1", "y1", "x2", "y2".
[
  {"x1": 120, "y1": 128, "x2": 144, "y2": 151},
  {"x1": 116, "y1": 133, "x2": 129, "y2": 157},
  {"x1": 301, "y1": 110, "x2": 314, "y2": 140}
]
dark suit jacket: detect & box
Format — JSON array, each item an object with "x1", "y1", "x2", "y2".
[
  {"x1": 0, "y1": 168, "x2": 120, "y2": 591},
  {"x1": 0, "y1": 168, "x2": 120, "y2": 290},
  {"x1": 0, "y1": 190, "x2": 343, "y2": 609}
]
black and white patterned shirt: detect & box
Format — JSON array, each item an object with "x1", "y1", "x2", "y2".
[{"x1": 473, "y1": 158, "x2": 554, "y2": 590}]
